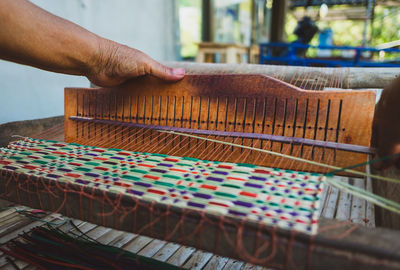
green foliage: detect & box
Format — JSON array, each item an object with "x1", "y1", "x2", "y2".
[
  {"x1": 285, "y1": 6, "x2": 400, "y2": 47},
  {"x1": 180, "y1": 0, "x2": 201, "y2": 8},
  {"x1": 371, "y1": 6, "x2": 400, "y2": 46},
  {"x1": 179, "y1": 0, "x2": 202, "y2": 58}
]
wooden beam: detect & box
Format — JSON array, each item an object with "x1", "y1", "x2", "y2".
[
  {"x1": 1, "y1": 173, "x2": 400, "y2": 269},
  {"x1": 377, "y1": 40, "x2": 400, "y2": 49},
  {"x1": 165, "y1": 61, "x2": 400, "y2": 89},
  {"x1": 376, "y1": 0, "x2": 400, "y2": 7},
  {"x1": 0, "y1": 116, "x2": 64, "y2": 147},
  {"x1": 292, "y1": 7, "x2": 368, "y2": 21}
]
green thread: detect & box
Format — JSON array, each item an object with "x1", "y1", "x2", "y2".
[{"x1": 327, "y1": 153, "x2": 400, "y2": 175}]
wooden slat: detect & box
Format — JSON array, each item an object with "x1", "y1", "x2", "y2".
[
  {"x1": 152, "y1": 242, "x2": 181, "y2": 262},
  {"x1": 123, "y1": 235, "x2": 153, "y2": 254},
  {"x1": 0, "y1": 214, "x2": 58, "y2": 243},
  {"x1": 0, "y1": 209, "x2": 18, "y2": 220},
  {"x1": 365, "y1": 165, "x2": 375, "y2": 228},
  {"x1": 203, "y1": 255, "x2": 230, "y2": 270},
  {"x1": 70, "y1": 222, "x2": 97, "y2": 234},
  {"x1": 57, "y1": 219, "x2": 85, "y2": 232},
  {"x1": 0, "y1": 214, "x2": 69, "y2": 269},
  {"x1": 350, "y1": 178, "x2": 366, "y2": 224},
  {"x1": 166, "y1": 246, "x2": 196, "y2": 266},
  {"x1": 137, "y1": 239, "x2": 166, "y2": 257},
  {"x1": 335, "y1": 178, "x2": 352, "y2": 221},
  {"x1": 182, "y1": 250, "x2": 213, "y2": 270},
  {"x1": 96, "y1": 230, "x2": 124, "y2": 245},
  {"x1": 1, "y1": 261, "x2": 28, "y2": 270},
  {"x1": 241, "y1": 263, "x2": 260, "y2": 270},
  {"x1": 223, "y1": 258, "x2": 244, "y2": 270},
  {"x1": 241, "y1": 263, "x2": 271, "y2": 270},
  {"x1": 0, "y1": 215, "x2": 33, "y2": 238},
  {"x1": 0, "y1": 212, "x2": 33, "y2": 268},
  {"x1": 318, "y1": 176, "x2": 375, "y2": 228},
  {"x1": 321, "y1": 185, "x2": 339, "y2": 219},
  {"x1": 318, "y1": 182, "x2": 329, "y2": 217},
  {"x1": 85, "y1": 225, "x2": 112, "y2": 240},
  {"x1": 22, "y1": 265, "x2": 35, "y2": 270},
  {"x1": 0, "y1": 213, "x2": 60, "y2": 268},
  {"x1": 107, "y1": 231, "x2": 136, "y2": 248}
]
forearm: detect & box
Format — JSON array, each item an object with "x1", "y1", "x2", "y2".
[
  {"x1": 0, "y1": 0, "x2": 101, "y2": 76},
  {"x1": 0, "y1": 0, "x2": 184, "y2": 86}
]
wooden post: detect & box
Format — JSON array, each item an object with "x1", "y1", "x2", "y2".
[
  {"x1": 202, "y1": 0, "x2": 213, "y2": 42},
  {"x1": 225, "y1": 47, "x2": 237, "y2": 63},
  {"x1": 250, "y1": 0, "x2": 257, "y2": 46},
  {"x1": 270, "y1": 0, "x2": 288, "y2": 43},
  {"x1": 249, "y1": 0, "x2": 257, "y2": 63}
]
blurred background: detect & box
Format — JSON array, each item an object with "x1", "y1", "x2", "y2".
[{"x1": 1, "y1": 0, "x2": 399, "y2": 124}]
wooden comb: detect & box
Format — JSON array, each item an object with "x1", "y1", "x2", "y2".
[{"x1": 65, "y1": 74, "x2": 375, "y2": 174}]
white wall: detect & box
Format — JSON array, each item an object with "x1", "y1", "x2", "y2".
[{"x1": 0, "y1": 0, "x2": 179, "y2": 124}]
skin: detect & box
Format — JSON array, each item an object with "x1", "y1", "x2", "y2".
[
  {"x1": 0, "y1": 0, "x2": 185, "y2": 87},
  {"x1": 372, "y1": 76, "x2": 400, "y2": 169}
]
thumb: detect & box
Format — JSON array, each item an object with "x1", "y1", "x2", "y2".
[{"x1": 146, "y1": 58, "x2": 185, "y2": 81}]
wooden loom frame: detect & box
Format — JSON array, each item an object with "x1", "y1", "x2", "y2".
[
  {"x1": 1, "y1": 74, "x2": 398, "y2": 269},
  {"x1": 65, "y1": 74, "x2": 375, "y2": 174}
]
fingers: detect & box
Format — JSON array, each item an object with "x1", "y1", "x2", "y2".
[
  {"x1": 89, "y1": 40, "x2": 186, "y2": 86},
  {"x1": 145, "y1": 58, "x2": 185, "y2": 81}
]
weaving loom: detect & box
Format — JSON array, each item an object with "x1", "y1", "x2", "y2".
[
  {"x1": 65, "y1": 74, "x2": 375, "y2": 173},
  {"x1": 2, "y1": 74, "x2": 399, "y2": 269}
]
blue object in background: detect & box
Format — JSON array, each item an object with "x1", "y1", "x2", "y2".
[
  {"x1": 319, "y1": 29, "x2": 333, "y2": 46},
  {"x1": 318, "y1": 28, "x2": 333, "y2": 58},
  {"x1": 259, "y1": 42, "x2": 400, "y2": 67}
]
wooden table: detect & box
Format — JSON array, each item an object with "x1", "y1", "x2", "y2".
[{"x1": 196, "y1": 42, "x2": 259, "y2": 64}]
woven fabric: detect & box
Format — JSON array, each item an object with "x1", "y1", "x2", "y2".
[{"x1": 0, "y1": 138, "x2": 324, "y2": 235}]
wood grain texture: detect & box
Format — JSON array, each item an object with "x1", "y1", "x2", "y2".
[{"x1": 65, "y1": 74, "x2": 375, "y2": 175}]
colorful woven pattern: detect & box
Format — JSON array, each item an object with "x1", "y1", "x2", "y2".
[{"x1": 0, "y1": 138, "x2": 324, "y2": 234}]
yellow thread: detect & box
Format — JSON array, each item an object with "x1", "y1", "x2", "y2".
[{"x1": 325, "y1": 177, "x2": 400, "y2": 214}]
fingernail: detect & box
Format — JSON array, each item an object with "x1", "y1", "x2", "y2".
[{"x1": 173, "y1": 68, "x2": 185, "y2": 76}]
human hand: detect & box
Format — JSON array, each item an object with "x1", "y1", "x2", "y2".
[
  {"x1": 87, "y1": 40, "x2": 185, "y2": 87},
  {"x1": 372, "y1": 76, "x2": 400, "y2": 169}
]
